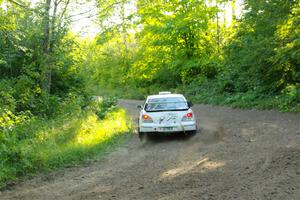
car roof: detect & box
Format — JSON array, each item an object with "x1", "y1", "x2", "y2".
[{"x1": 146, "y1": 94, "x2": 186, "y2": 100}]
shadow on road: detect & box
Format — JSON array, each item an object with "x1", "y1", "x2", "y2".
[{"x1": 143, "y1": 131, "x2": 197, "y2": 143}]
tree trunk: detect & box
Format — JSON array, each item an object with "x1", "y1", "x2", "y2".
[
  {"x1": 49, "y1": 0, "x2": 59, "y2": 53},
  {"x1": 43, "y1": 0, "x2": 51, "y2": 54},
  {"x1": 216, "y1": 5, "x2": 220, "y2": 52},
  {"x1": 42, "y1": 0, "x2": 52, "y2": 93},
  {"x1": 231, "y1": 0, "x2": 236, "y2": 26},
  {"x1": 121, "y1": 0, "x2": 130, "y2": 73}
]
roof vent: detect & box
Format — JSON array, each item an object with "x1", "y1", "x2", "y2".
[{"x1": 159, "y1": 91, "x2": 171, "y2": 95}]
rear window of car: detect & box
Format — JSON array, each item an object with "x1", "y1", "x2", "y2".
[{"x1": 145, "y1": 97, "x2": 188, "y2": 112}]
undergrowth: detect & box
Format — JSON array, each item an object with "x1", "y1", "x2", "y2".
[
  {"x1": 0, "y1": 97, "x2": 132, "y2": 188},
  {"x1": 101, "y1": 83, "x2": 300, "y2": 112}
]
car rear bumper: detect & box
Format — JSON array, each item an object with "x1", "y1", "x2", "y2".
[{"x1": 139, "y1": 122, "x2": 197, "y2": 133}]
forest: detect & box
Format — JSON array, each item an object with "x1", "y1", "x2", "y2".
[
  {"x1": 0, "y1": 0, "x2": 299, "y2": 187},
  {"x1": 92, "y1": 0, "x2": 300, "y2": 111}
]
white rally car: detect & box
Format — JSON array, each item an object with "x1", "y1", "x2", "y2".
[{"x1": 137, "y1": 92, "x2": 197, "y2": 140}]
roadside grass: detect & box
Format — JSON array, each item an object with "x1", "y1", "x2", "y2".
[{"x1": 0, "y1": 108, "x2": 132, "y2": 189}]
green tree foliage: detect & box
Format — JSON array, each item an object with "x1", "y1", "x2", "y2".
[
  {"x1": 91, "y1": 0, "x2": 226, "y2": 96},
  {"x1": 272, "y1": 1, "x2": 300, "y2": 93},
  {"x1": 132, "y1": 0, "x2": 220, "y2": 86},
  {"x1": 91, "y1": 0, "x2": 299, "y2": 110},
  {"x1": 0, "y1": 0, "x2": 89, "y2": 116},
  {"x1": 0, "y1": 0, "x2": 94, "y2": 182},
  {"x1": 0, "y1": 0, "x2": 133, "y2": 187},
  {"x1": 224, "y1": 0, "x2": 299, "y2": 93}
]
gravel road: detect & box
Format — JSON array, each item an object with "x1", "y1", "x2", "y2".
[{"x1": 1, "y1": 100, "x2": 300, "y2": 200}]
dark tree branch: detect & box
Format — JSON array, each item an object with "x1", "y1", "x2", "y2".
[{"x1": 6, "y1": 0, "x2": 42, "y2": 14}]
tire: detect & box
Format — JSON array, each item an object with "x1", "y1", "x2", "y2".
[
  {"x1": 185, "y1": 130, "x2": 197, "y2": 136},
  {"x1": 138, "y1": 131, "x2": 145, "y2": 141}
]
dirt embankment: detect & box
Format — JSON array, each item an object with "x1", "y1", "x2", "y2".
[{"x1": 1, "y1": 100, "x2": 300, "y2": 200}]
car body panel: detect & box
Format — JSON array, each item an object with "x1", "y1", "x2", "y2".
[{"x1": 138, "y1": 93, "x2": 197, "y2": 134}]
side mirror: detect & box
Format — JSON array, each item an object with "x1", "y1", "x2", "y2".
[
  {"x1": 187, "y1": 101, "x2": 193, "y2": 108},
  {"x1": 137, "y1": 105, "x2": 143, "y2": 109}
]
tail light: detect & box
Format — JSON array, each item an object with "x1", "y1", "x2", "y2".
[
  {"x1": 142, "y1": 114, "x2": 153, "y2": 123},
  {"x1": 182, "y1": 112, "x2": 193, "y2": 121}
]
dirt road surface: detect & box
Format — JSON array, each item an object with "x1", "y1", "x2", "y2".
[{"x1": 1, "y1": 100, "x2": 300, "y2": 200}]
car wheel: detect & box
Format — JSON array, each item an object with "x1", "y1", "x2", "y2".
[
  {"x1": 138, "y1": 132, "x2": 145, "y2": 141},
  {"x1": 185, "y1": 130, "x2": 197, "y2": 136}
]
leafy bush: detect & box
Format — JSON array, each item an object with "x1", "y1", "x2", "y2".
[
  {"x1": 0, "y1": 80, "x2": 16, "y2": 113},
  {"x1": 0, "y1": 97, "x2": 132, "y2": 188},
  {"x1": 92, "y1": 96, "x2": 118, "y2": 119}
]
